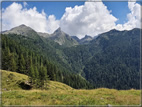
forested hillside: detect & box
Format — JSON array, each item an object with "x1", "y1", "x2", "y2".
[
  {"x1": 62, "y1": 28, "x2": 140, "y2": 89},
  {"x1": 84, "y1": 29, "x2": 140, "y2": 89},
  {"x1": 2, "y1": 25, "x2": 141, "y2": 90},
  {"x1": 1, "y1": 34, "x2": 92, "y2": 89}
]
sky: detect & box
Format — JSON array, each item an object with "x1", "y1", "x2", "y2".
[{"x1": 1, "y1": 1, "x2": 141, "y2": 38}]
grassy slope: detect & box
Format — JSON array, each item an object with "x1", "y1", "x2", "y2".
[{"x1": 1, "y1": 70, "x2": 141, "y2": 106}]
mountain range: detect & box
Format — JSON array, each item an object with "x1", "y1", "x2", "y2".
[
  {"x1": 2, "y1": 24, "x2": 141, "y2": 89},
  {"x1": 3, "y1": 25, "x2": 93, "y2": 47}
]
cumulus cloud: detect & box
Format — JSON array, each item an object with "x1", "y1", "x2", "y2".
[
  {"x1": 2, "y1": 1, "x2": 141, "y2": 38},
  {"x1": 60, "y1": 2, "x2": 118, "y2": 38},
  {"x1": 46, "y1": 15, "x2": 60, "y2": 33},
  {"x1": 115, "y1": 1, "x2": 141, "y2": 31},
  {"x1": 60, "y1": 1, "x2": 141, "y2": 38},
  {"x1": 2, "y1": 2, "x2": 59, "y2": 34}
]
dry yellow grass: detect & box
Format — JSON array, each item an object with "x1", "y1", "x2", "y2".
[{"x1": 1, "y1": 70, "x2": 141, "y2": 106}]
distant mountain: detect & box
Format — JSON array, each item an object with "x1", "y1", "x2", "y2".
[
  {"x1": 63, "y1": 28, "x2": 140, "y2": 89},
  {"x1": 2, "y1": 24, "x2": 141, "y2": 90},
  {"x1": 71, "y1": 35, "x2": 93, "y2": 44},
  {"x1": 3, "y1": 24, "x2": 40, "y2": 39},
  {"x1": 49, "y1": 28, "x2": 79, "y2": 47},
  {"x1": 3, "y1": 25, "x2": 79, "y2": 47},
  {"x1": 80, "y1": 35, "x2": 93, "y2": 44},
  {"x1": 85, "y1": 28, "x2": 140, "y2": 89},
  {"x1": 37, "y1": 32, "x2": 51, "y2": 38},
  {"x1": 71, "y1": 36, "x2": 80, "y2": 42},
  {"x1": 2, "y1": 29, "x2": 92, "y2": 89}
]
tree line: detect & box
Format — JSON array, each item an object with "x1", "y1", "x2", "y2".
[{"x1": 1, "y1": 34, "x2": 92, "y2": 89}]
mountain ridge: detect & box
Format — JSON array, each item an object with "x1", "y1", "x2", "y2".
[
  {"x1": 49, "y1": 27, "x2": 79, "y2": 47},
  {"x1": 3, "y1": 24, "x2": 36, "y2": 36},
  {"x1": 2, "y1": 24, "x2": 141, "y2": 90},
  {"x1": 4, "y1": 24, "x2": 140, "y2": 46},
  {"x1": 80, "y1": 35, "x2": 93, "y2": 44},
  {"x1": 3, "y1": 25, "x2": 79, "y2": 47}
]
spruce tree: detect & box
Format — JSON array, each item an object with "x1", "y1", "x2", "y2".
[
  {"x1": 34, "y1": 66, "x2": 39, "y2": 88},
  {"x1": 18, "y1": 54, "x2": 26, "y2": 74},
  {"x1": 9, "y1": 54, "x2": 17, "y2": 72}
]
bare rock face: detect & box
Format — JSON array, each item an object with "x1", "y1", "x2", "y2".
[
  {"x1": 2, "y1": 24, "x2": 41, "y2": 40},
  {"x1": 3, "y1": 24, "x2": 36, "y2": 36},
  {"x1": 3, "y1": 25, "x2": 79, "y2": 47},
  {"x1": 49, "y1": 27, "x2": 79, "y2": 47}
]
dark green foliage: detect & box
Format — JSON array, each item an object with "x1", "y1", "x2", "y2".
[
  {"x1": 63, "y1": 28, "x2": 140, "y2": 89},
  {"x1": 84, "y1": 29, "x2": 140, "y2": 89},
  {"x1": 1, "y1": 28, "x2": 140, "y2": 90},
  {"x1": 1, "y1": 34, "x2": 92, "y2": 89},
  {"x1": 18, "y1": 54, "x2": 26, "y2": 73},
  {"x1": 9, "y1": 53, "x2": 17, "y2": 72}
]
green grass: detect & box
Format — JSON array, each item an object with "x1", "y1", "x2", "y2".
[
  {"x1": 1, "y1": 70, "x2": 28, "y2": 90},
  {"x1": 1, "y1": 70, "x2": 141, "y2": 106}
]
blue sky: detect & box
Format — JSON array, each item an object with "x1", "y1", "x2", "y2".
[
  {"x1": 2, "y1": 1, "x2": 133, "y2": 24},
  {"x1": 1, "y1": 1, "x2": 141, "y2": 38},
  {"x1": 2, "y1": 1, "x2": 84, "y2": 19},
  {"x1": 103, "y1": 2, "x2": 130, "y2": 24}
]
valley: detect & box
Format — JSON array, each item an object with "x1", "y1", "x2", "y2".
[
  {"x1": 1, "y1": 24, "x2": 141, "y2": 106},
  {"x1": 1, "y1": 0, "x2": 141, "y2": 106},
  {"x1": 2, "y1": 25, "x2": 140, "y2": 89}
]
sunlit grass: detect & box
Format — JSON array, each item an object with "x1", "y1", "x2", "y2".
[{"x1": 1, "y1": 70, "x2": 141, "y2": 106}]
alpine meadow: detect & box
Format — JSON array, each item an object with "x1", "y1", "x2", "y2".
[{"x1": 1, "y1": 1, "x2": 141, "y2": 106}]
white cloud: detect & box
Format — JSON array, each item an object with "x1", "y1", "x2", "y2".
[
  {"x1": 60, "y1": 2, "x2": 118, "y2": 38},
  {"x1": 2, "y1": 1, "x2": 141, "y2": 38},
  {"x1": 46, "y1": 15, "x2": 60, "y2": 33},
  {"x1": 60, "y1": 1, "x2": 141, "y2": 38},
  {"x1": 115, "y1": 1, "x2": 141, "y2": 31},
  {"x1": 2, "y1": 2, "x2": 59, "y2": 34}
]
